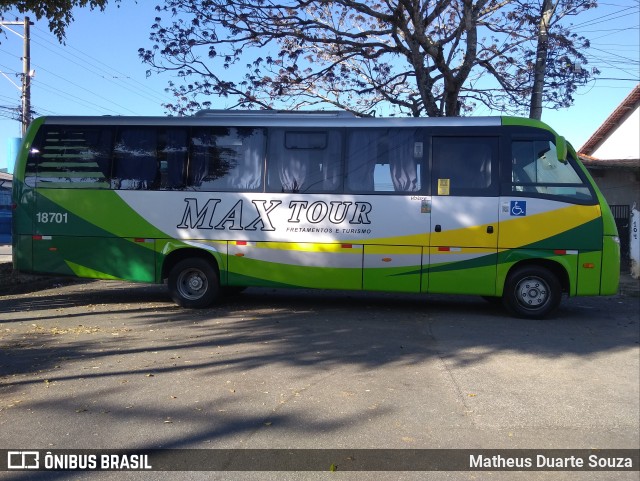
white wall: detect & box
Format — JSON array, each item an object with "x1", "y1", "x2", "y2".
[{"x1": 592, "y1": 105, "x2": 640, "y2": 160}]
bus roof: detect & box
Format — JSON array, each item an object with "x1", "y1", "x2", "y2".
[{"x1": 34, "y1": 113, "x2": 545, "y2": 130}]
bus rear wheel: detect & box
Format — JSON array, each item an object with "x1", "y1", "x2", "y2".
[
  {"x1": 168, "y1": 258, "x2": 219, "y2": 308},
  {"x1": 503, "y1": 265, "x2": 561, "y2": 319}
]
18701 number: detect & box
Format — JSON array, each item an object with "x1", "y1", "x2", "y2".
[{"x1": 36, "y1": 212, "x2": 68, "y2": 224}]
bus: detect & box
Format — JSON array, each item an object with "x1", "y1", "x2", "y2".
[{"x1": 12, "y1": 111, "x2": 620, "y2": 318}]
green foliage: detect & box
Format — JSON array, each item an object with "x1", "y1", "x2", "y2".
[{"x1": 0, "y1": 0, "x2": 118, "y2": 41}]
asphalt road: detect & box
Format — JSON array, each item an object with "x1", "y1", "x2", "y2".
[{"x1": 0, "y1": 280, "x2": 638, "y2": 480}]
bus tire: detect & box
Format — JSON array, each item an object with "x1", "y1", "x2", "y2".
[
  {"x1": 502, "y1": 265, "x2": 561, "y2": 319},
  {"x1": 168, "y1": 258, "x2": 219, "y2": 308}
]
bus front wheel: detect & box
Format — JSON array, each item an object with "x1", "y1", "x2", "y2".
[
  {"x1": 168, "y1": 258, "x2": 219, "y2": 308},
  {"x1": 503, "y1": 265, "x2": 561, "y2": 319}
]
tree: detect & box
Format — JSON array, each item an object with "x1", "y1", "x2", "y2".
[
  {"x1": 525, "y1": 0, "x2": 596, "y2": 120},
  {"x1": 530, "y1": 0, "x2": 558, "y2": 120},
  {"x1": 140, "y1": 0, "x2": 597, "y2": 118},
  {"x1": 471, "y1": 0, "x2": 596, "y2": 119},
  {"x1": 0, "y1": 1, "x2": 117, "y2": 42}
]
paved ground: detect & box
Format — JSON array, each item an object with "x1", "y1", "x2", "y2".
[{"x1": 0, "y1": 274, "x2": 638, "y2": 480}]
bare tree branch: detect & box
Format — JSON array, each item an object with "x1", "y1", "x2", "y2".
[{"x1": 139, "y1": 0, "x2": 598, "y2": 117}]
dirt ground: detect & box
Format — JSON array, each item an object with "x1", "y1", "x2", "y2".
[{"x1": 0, "y1": 262, "x2": 71, "y2": 295}]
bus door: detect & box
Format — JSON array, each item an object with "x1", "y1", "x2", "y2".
[
  {"x1": 428, "y1": 136, "x2": 500, "y2": 296},
  {"x1": 344, "y1": 129, "x2": 428, "y2": 294}
]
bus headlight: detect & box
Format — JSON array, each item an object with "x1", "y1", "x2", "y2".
[{"x1": 612, "y1": 236, "x2": 620, "y2": 244}]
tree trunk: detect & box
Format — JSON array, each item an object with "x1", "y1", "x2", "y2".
[{"x1": 529, "y1": 0, "x2": 557, "y2": 120}]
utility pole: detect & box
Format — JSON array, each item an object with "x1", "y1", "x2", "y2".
[
  {"x1": 529, "y1": 0, "x2": 557, "y2": 121},
  {"x1": 0, "y1": 16, "x2": 34, "y2": 135},
  {"x1": 22, "y1": 17, "x2": 31, "y2": 135}
]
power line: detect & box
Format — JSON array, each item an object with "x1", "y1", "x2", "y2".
[
  {"x1": 592, "y1": 77, "x2": 640, "y2": 81},
  {"x1": 564, "y1": 1, "x2": 640, "y2": 85},
  {"x1": 588, "y1": 46, "x2": 640, "y2": 64},
  {"x1": 570, "y1": 6, "x2": 639, "y2": 29},
  {"x1": 32, "y1": 63, "x2": 140, "y2": 115},
  {"x1": 53, "y1": 34, "x2": 172, "y2": 105},
  {"x1": 30, "y1": 35, "x2": 162, "y2": 109},
  {"x1": 1, "y1": 23, "x2": 174, "y2": 119},
  {"x1": 34, "y1": 81, "x2": 124, "y2": 115},
  {"x1": 31, "y1": 30, "x2": 173, "y2": 107},
  {"x1": 579, "y1": 25, "x2": 639, "y2": 34},
  {"x1": 0, "y1": 93, "x2": 18, "y2": 102},
  {"x1": 1, "y1": 23, "x2": 172, "y2": 117},
  {"x1": 585, "y1": 57, "x2": 639, "y2": 79}
]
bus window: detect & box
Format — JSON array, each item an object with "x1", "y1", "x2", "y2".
[
  {"x1": 511, "y1": 140, "x2": 593, "y2": 200},
  {"x1": 30, "y1": 126, "x2": 113, "y2": 189},
  {"x1": 432, "y1": 137, "x2": 497, "y2": 196},
  {"x1": 267, "y1": 129, "x2": 341, "y2": 193},
  {"x1": 346, "y1": 129, "x2": 423, "y2": 193},
  {"x1": 189, "y1": 127, "x2": 265, "y2": 191},
  {"x1": 112, "y1": 128, "x2": 159, "y2": 190},
  {"x1": 158, "y1": 128, "x2": 188, "y2": 190}
]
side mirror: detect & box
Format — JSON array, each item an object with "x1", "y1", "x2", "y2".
[{"x1": 556, "y1": 136, "x2": 568, "y2": 163}]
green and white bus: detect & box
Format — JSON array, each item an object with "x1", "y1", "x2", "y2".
[{"x1": 12, "y1": 111, "x2": 620, "y2": 318}]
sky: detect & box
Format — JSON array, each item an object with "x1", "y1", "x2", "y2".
[{"x1": 0, "y1": 1, "x2": 638, "y2": 173}]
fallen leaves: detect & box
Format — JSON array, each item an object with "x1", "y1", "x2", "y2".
[{"x1": 25, "y1": 324, "x2": 131, "y2": 336}]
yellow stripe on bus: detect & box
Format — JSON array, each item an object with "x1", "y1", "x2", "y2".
[
  {"x1": 499, "y1": 204, "x2": 601, "y2": 248},
  {"x1": 236, "y1": 242, "x2": 363, "y2": 253}
]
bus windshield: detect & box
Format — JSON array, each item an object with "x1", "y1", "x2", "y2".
[{"x1": 511, "y1": 140, "x2": 594, "y2": 201}]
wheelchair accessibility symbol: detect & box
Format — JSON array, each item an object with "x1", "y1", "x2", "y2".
[{"x1": 510, "y1": 201, "x2": 527, "y2": 216}]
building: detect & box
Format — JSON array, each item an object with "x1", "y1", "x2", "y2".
[
  {"x1": 0, "y1": 171, "x2": 11, "y2": 244},
  {"x1": 579, "y1": 85, "x2": 640, "y2": 276}
]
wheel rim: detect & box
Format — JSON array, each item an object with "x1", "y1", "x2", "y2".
[
  {"x1": 177, "y1": 268, "x2": 208, "y2": 301},
  {"x1": 514, "y1": 276, "x2": 549, "y2": 311}
]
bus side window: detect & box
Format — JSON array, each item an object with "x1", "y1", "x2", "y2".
[
  {"x1": 188, "y1": 128, "x2": 212, "y2": 188},
  {"x1": 222, "y1": 127, "x2": 265, "y2": 191},
  {"x1": 346, "y1": 129, "x2": 423, "y2": 193},
  {"x1": 387, "y1": 129, "x2": 422, "y2": 192},
  {"x1": 346, "y1": 130, "x2": 377, "y2": 192},
  {"x1": 30, "y1": 126, "x2": 113, "y2": 189},
  {"x1": 432, "y1": 137, "x2": 497, "y2": 196},
  {"x1": 267, "y1": 129, "x2": 341, "y2": 193},
  {"x1": 112, "y1": 128, "x2": 158, "y2": 190},
  {"x1": 158, "y1": 128, "x2": 188, "y2": 190},
  {"x1": 188, "y1": 127, "x2": 265, "y2": 192}
]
